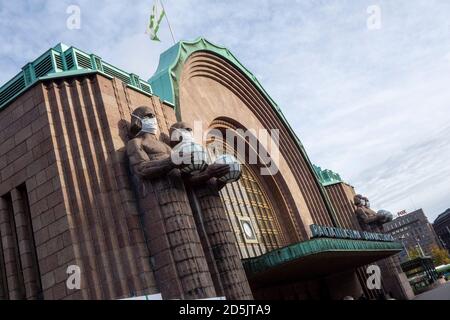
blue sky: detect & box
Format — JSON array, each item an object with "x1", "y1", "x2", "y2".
[{"x1": 1, "y1": 0, "x2": 450, "y2": 222}]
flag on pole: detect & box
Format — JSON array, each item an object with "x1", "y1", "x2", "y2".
[{"x1": 146, "y1": 0, "x2": 165, "y2": 41}]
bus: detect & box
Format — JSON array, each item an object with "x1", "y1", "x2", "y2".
[{"x1": 436, "y1": 264, "x2": 450, "y2": 280}]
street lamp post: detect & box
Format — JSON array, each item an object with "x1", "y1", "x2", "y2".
[
  {"x1": 416, "y1": 237, "x2": 425, "y2": 257},
  {"x1": 438, "y1": 235, "x2": 446, "y2": 249},
  {"x1": 399, "y1": 236, "x2": 410, "y2": 259}
]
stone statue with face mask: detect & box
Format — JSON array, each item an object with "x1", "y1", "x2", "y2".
[
  {"x1": 354, "y1": 194, "x2": 392, "y2": 232},
  {"x1": 126, "y1": 106, "x2": 216, "y2": 300},
  {"x1": 127, "y1": 107, "x2": 174, "y2": 180},
  {"x1": 167, "y1": 121, "x2": 254, "y2": 300},
  {"x1": 168, "y1": 121, "x2": 231, "y2": 184}
]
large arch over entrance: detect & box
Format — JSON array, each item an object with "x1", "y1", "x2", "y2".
[
  {"x1": 206, "y1": 117, "x2": 301, "y2": 250},
  {"x1": 149, "y1": 38, "x2": 339, "y2": 238}
]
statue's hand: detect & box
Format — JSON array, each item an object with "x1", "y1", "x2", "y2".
[
  {"x1": 170, "y1": 150, "x2": 192, "y2": 169},
  {"x1": 185, "y1": 163, "x2": 229, "y2": 187},
  {"x1": 205, "y1": 163, "x2": 230, "y2": 179}
]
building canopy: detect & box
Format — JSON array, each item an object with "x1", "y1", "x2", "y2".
[{"x1": 243, "y1": 238, "x2": 402, "y2": 287}]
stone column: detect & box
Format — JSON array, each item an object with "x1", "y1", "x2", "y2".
[
  {"x1": 0, "y1": 195, "x2": 25, "y2": 299},
  {"x1": 378, "y1": 255, "x2": 415, "y2": 300},
  {"x1": 11, "y1": 188, "x2": 42, "y2": 299},
  {"x1": 127, "y1": 106, "x2": 217, "y2": 300},
  {"x1": 193, "y1": 180, "x2": 253, "y2": 300},
  {"x1": 137, "y1": 171, "x2": 217, "y2": 300}
]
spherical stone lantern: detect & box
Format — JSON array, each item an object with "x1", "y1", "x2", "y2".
[
  {"x1": 214, "y1": 154, "x2": 241, "y2": 183},
  {"x1": 172, "y1": 141, "x2": 208, "y2": 175},
  {"x1": 377, "y1": 210, "x2": 393, "y2": 222}
]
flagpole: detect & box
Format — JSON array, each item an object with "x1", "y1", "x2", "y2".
[{"x1": 159, "y1": 0, "x2": 176, "y2": 44}]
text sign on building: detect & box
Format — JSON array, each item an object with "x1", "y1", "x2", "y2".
[
  {"x1": 397, "y1": 210, "x2": 408, "y2": 217},
  {"x1": 310, "y1": 224, "x2": 395, "y2": 242}
]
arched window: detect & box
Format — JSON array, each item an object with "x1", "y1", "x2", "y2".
[
  {"x1": 206, "y1": 137, "x2": 286, "y2": 259},
  {"x1": 220, "y1": 165, "x2": 286, "y2": 258}
]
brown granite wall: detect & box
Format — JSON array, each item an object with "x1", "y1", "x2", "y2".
[
  {"x1": 325, "y1": 183, "x2": 360, "y2": 229},
  {"x1": 0, "y1": 84, "x2": 65, "y2": 300},
  {"x1": 325, "y1": 182, "x2": 382, "y2": 299},
  {"x1": 192, "y1": 182, "x2": 253, "y2": 299},
  {"x1": 0, "y1": 74, "x2": 182, "y2": 299}
]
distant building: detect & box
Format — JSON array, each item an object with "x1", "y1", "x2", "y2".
[
  {"x1": 383, "y1": 209, "x2": 441, "y2": 261},
  {"x1": 433, "y1": 209, "x2": 450, "y2": 252}
]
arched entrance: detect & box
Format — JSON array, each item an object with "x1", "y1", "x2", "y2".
[{"x1": 205, "y1": 119, "x2": 296, "y2": 257}]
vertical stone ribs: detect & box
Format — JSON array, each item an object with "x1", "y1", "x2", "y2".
[
  {"x1": 0, "y1": 185, "x2": 42, "y2": 300},
  {"x1": 0, "y1": 219, "x2": 8, "y2": 299},
  {"x1": 194, "y1": 183, "x2": 253, "y2": 300},
  {"x1": 43, "y1": 76, "x2": 158, "y2": 299},
  {"x1": 139, "y1": 173, "x2": 217, "y2": 299},
  {"x1": 11, "y1": 185, "x2": 43, "y2": 299},
  {"x1": 0, "y1": 193, "x2": 26, "y2": 299}
]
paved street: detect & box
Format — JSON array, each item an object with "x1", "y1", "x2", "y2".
[{"x1": 414, "y1": 282, "x2": 450, "y2": 300}]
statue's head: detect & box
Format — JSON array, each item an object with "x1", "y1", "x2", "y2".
[
  {"x1": 169, "y1": 121, "x2": 208, "y2": 173},
  {"x1": 169, "y1": 121, "x2": 193, "y2": 147},
  {"x1": 354, "y1": 194, "x2": 371, "y2": 208},
  {"x1": 130, "y1": 106, "x2": 158, "y2": 137},
  {"x1": 354, "y1": 194, "x2": 365, "y2": 207}
]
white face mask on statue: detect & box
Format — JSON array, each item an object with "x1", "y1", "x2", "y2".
[
  {"x1": 179, "y1": 129, "x2": 193, "y2": 143},
  {"x1": 132, "y1": 114, "x2": 158, "y2": 135},
  {"x1": 172, "y1": 128, "x2": 193, "y2": 144}
]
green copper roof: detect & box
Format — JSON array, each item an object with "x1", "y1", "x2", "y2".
[
  {"x1": 149, "y1": 37, "x2": 340, "y2": 226},
  {"x1": 0, "y1": 43, "x2": 152, "y2": 111},
  {"x1": 149, "y1": 37, "x2": 282, "y2": 113},
  {"x1": 243, "y1": 238, "x2": 403, "y2": 276},
  {"x1": 313, "y1": 165, "x2": 344, "y2": 187}
]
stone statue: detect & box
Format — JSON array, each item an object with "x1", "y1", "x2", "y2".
[
  {"x1": 126, "y1": 106, "x2": 216, "y2": 299},
  {"x1": 168, "y1": 121, "x2": 254, "y2": 300},
  {"x1": 353, "y1": 194, "x2": 414, "y2": 300},
  {"x1": 354, "y1": 194, "x2": 393, "y2": 232},
  {"x1": 127, "y1": 107, "x2": 253, "y2": 300},
  {"x1": 168, "y1": 121, "x2": 231, "y2": 187}
]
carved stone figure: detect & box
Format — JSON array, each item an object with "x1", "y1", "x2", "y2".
[
  {"x1": 168, "y1": 122, "x2": 254, "y2": 300},
  {"x1": 168, "y1": 121, "x2": 230, "y2": 185},
  {"x1": 354, "y1": 194, "x2": 392, "y2": 232},
  {"x1": 126, "y1": 106, "x2": 216, "y2": 299},
  {"x1": 353, "y1": 194, "x2": 413, "y2": 300}
]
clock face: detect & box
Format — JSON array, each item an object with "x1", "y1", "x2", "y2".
[
  {"x1": 238, "y1": 217, "x2": 258, "y2": 243},
  {"x1": 242, "y1": 221, "x2": 254, "y2": 239}
]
